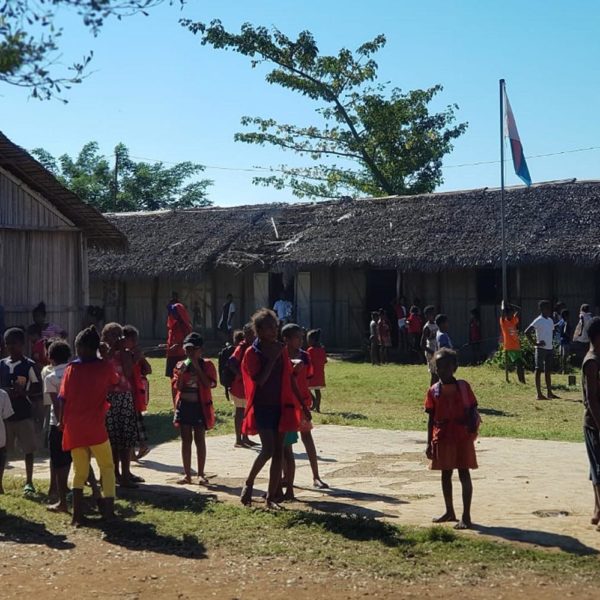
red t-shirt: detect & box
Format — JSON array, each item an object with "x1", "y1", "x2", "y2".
[
  {"x1": 59, "y1": 358, "x2": 119, "y2": 451},
  {"x1": 307, "y1": 346, "x2": 327, "y2": 388},
  {"x1": 407, "y1": 314, "x2": 423, "y2": 335},
  {"x1": 166, "y1": 303, "x2": 192, "y2": 358},
  {"x1": 292, "y1": 349, "x2": 313, "y2": 408},
  {"x1": 32, "y1": 339, "x2": 49, "y2": 367},
  {"x1": 172, "y1": 359, "x2": 217, "y2": 430},
  {"x1": 229, "y1": 340, "x2": 250, "y2": 400}
]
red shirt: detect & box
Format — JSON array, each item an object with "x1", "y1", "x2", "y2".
[
  {"x1": 291, "y1": 349, "x2": 313, "y2": 409},
  {"x1": 59, "y1": 358, "x2": 119, "y2": 451},
  {"x1": 32, "y1": 339, "x2": 49, "y2": 367},
  {"x1": 229, "y1": 340, "x2": 250, "y2": 400},
  {"x1": 307, "y1": 345, "x2": 327, "y2": 388},
  {"x1": 172, "y1": 359, "x2": 217, "y2": 430},
  {"x1": 241, "y1": 342, "x2": 301, "y2": 436},
  {"x1": 166, "y1": 303, "x2": 192, "y2": 358},
  {"x1": 407, "y1": 314, "x2": 423, "y2": 335},
  {"x1": 131, "y1": 361, "x2": 147, "y2": 413}
]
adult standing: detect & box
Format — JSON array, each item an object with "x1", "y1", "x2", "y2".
[
  {"x1": 273, "y1": 292, "x2": 293, "y2": 325},
  {"x1": 217, "y1": 294, "x2": 236, "y2": 340},
  {"x1": 165, "y1": 292, "x2": 192, "y2": 379}
]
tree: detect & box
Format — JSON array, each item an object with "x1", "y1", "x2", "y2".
[
  {"x1": 0, "y1": 1, "x2": 182, "y2": 100},
  {"x1": 184, "y1": 20, "x2": 467, "y2": 198},
  {"x1": 32, "y1": 142, "x2": 213, "y2": 211}
]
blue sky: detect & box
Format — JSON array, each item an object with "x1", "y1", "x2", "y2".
[{"x1": 2, "y1": 0, "x2": 600, "y2": 206}]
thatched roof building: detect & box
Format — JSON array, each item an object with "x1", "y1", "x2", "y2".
[{"x1": 89, "y1": 180, "x2": 600, "y2": 350}]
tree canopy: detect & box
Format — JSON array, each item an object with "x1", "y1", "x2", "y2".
[
  {"x1": 0, "y1": 0, "x2": 182, "y2": 99},
  {"x1": 32, "y1": 142, "x2": 213, "y2": 212},
  {"x1": 184, "y1": 20, "x2": 467, "y2": 199}
]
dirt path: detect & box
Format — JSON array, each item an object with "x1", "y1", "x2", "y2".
[{"x1": 14, "y1": 425, "x2": 600, "y2": 554}]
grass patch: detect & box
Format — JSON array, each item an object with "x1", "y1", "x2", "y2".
[
  {"x1": 1, "y1": 476, "x2": 599, "y2": 583},
  {"x1": 145, "y1": 359, "x2": 584, "y2": 444}
]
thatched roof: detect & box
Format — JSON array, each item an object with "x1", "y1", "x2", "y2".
[
  {"x1": 88, "y1": 180, "x2": 600, "y2": 279},
  {"x1": 0, "y1": 132, "x2": 126, "y2": 248}
]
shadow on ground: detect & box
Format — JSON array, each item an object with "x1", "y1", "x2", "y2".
[{"x1": 0, "y1": 511, "x2": 74, "y2": 550}]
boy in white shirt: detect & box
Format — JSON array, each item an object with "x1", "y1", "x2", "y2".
[
  {"x1": 0, "y1": 388, "x2": 15, "y2": 494},
  {"x1": 525, "y1": 300, "x2": 559, "y2": 401}
]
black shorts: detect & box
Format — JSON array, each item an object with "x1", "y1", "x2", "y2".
[
  {"x1": 165, "y1": 356, "x2": 182, "y2": 378},
  {"x1": 534, "y1": 347, "x2": 553, "y2": 372},
  {"x1": 585, "y1": 426, "x2": 600, "y2": 485},
  {"x1": 175, "y1": 401, "x2": 205, "y2": 428},
  {"x1": 254, "y1": 404, "x2": 282, "y2": 432},
  {"x1": 48, "y1": 425, "x2": 72, "y2": 469}
]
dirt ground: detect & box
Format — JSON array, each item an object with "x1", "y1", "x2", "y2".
[{"x1": 5, "y1": 425, "x2": 600, "y2": 598}]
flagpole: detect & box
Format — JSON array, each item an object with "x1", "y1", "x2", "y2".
[
  {"x1": 500, "y1": 78, "x2": 509, "y2": 383},
  {"x1": 499, "y1": 78, "x2": 507, "y2": 305}
]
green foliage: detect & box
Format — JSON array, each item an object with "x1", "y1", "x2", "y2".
[
  {"x1": 31, "y1": 142, "x2": 213, "y2": 212},
  {"x1": 183, "y1": 20, "x2": 467, "y2": 199},
  {"x1": 0, "y1": 1, "x2": 182, "y2": 100}
]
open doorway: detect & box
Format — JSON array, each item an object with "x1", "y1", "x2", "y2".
[
  {"x1": 366, "y1": 269, "x2": 398, "y2": 344},
  {"x1": 269, "y1": 273, "x2": 295, "y2": 309}
]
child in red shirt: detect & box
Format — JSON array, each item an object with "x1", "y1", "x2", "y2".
[
  {"x1": 425, "y1": 348, "x2": 479, "y2": 530},
  {"x1": 240, "y1": 309, "x2": 303, "y2": 509},
  {"x1": 59, "y1": 326, "x2": 119, "y2": 526},
  {"x1": 406, "y1": 306, "x2": 423, "y2": 358},
  {"x1": 172, "y1": 332, "x2": 217, "y2": 485},
  {"x1": 283, "y1": 324, "x2": 328, "y2": 493},
  {"x1": 306, "y1": 329, "x2": 327, "y2": 413}
]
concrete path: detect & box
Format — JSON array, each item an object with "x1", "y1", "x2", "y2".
[{"x1": 12, "y1": 425, "x2": 600, "y2": 555}]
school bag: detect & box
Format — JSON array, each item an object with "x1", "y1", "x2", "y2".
[{"x1": 218, "y1": 343, "x2": 236, "y2": 389}]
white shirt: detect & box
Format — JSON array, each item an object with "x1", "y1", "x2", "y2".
[
  {"x1": 529, "y1": 315, "x2": 555, "y2": 349},
  {"x1": 273, "y1": 299, "x2": 292, "y2": 320},
  {"x1": 0, "y1": 389, "x2": 15, "y2": 448},
  {"x1": 43, "y1": 363, "x2": 68, "y2": 427},
  {"x1": 41, "y1": 364, "x2": 54, "y2": 406}
]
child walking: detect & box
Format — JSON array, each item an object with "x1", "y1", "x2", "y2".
[
  {"x1": 240, "y1": 309, "x2": 302, "y2": 509},
  {"x1": 425, "y1": 348, "x2": 479, "y2": 530},
  {"x1": 59, "y1": 326, "x2": 119, "y2": 526},
  {"x1": 282, "y1": 324, "x2": 328, "y2": 490},
  {"x1": 228, "y1": 324, "x2": 258, "y2": 448},
  {"x1": 44, "y1": 339, "x2": 72, "y2": 513},
  {"x1": 123, "y1": 325, "x2": 152, "y2": 463},
  {"x1": 307, "y1": 329, "x2": 327, "y2": 413},
  {"x1": 172, "y1": 332, "x2": 216, "y2": 485}
]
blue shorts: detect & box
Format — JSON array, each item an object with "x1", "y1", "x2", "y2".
[{"x1": 254, "y1": 405, "x2": 281, "y2": 432}]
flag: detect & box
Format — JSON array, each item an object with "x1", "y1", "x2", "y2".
[{"x1": 504, "y1": 91, "x2": 532, "y2": 186}]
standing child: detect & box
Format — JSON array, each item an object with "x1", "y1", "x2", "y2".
[
  {"x1": 525, "y1": 300, "x2": 559, "y2": 400},
  {"x1": 581, "y1": 317, "x2": 600, "y2": 528},
  {"x1": 43, "y1": 340, "x2": 72, "y2": 513},
  {"x1": 556, "y1": 309, "x2": 571, "y2": 374},
  {"x1": 421, "y1": 306, "x2": 439, "y2": 385},
  {"x1": 307, "y1": 329, "x2": 327, "y2": 413},
  {"x1": 0, "y1": 386, "x2": 15, "y2": 494},
  {"x1": 123, "y1": 325, "x2": 152, "y2": 463},
  {"x1": 425, "y1": 348, "x2": 479, "y2": 530},
  {"x1": 102, "y1": 323, "x2": 139, "y2": 488},
  {"x1": 369, "y1": 312, "x2": 380, "y2": 366},
  {"x1": 27, "y1": 324, "x2": 49, "y2": 369},
  {"x1": 406, "y1": 306, "x2": 423, "y2": 360},
  {"x1": 228, "y1": 324, "x2": 257, "y2": 448},
  {"x1": 218, "y1": 337, "x2": 238, "y2": 402},
  {"x1": 172, "y1": 333, "x2": 217, "y2": 485},
  {"x1": 499, "y1": 304, "x2": 526, "y2": 384},
  {"x1": 0, "y1": 328, "x2": 41, "y2": 495},
  {"x1": 377, "y1": 309, "x2": 392, "y2": 364},
  {"x1": 60, "y1": 326, "x2": 119, "y2": 526},
  {"x1": 282, "y1": 324, "x2": 328, "y2": 490},
  {"x1": 469, "y1": 308, "x2": 483, "y2": 364},
  {"x1": 435, "y1": 314, "x2": 453, "y2": 350},
  {"x1": 240, "y1": 309, "x2": 302, "y2": 508}
]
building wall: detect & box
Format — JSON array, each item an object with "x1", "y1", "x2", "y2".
[{"x1": 0, "y1": 169, "x2": 86, "y2": 339}]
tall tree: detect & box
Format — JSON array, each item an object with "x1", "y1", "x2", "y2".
[
  {"x1": 32, "y1": 142, "x2": 213, "y2": 211},
  {"x1": 184, "y1": 20, "x2": 467, "y2": 198},
  {"x1": 0, "y1": 1, "x2": 182, "y2": 99}
]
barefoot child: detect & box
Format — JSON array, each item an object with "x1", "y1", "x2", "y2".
[
  {"x1": 123, "y1": 325, "x2": 152, "y2": 464},
  {"x1": 425, "y1": 348, "x2": 480, "y2": 530},
  {"x1": 581, "y1": 317, "x2": 600, "y2": 529},
  {"x1": 307, "y1": 329, "x2": 327, "y2": 413},
  {"x1": 228, "y1": 324, "x2": 258, "y2": 448},
  {"x1": 59, "y1": 326, "x2": 119, "y2": 526},
  {"x1": 525, "y1": 300, "x2": 558, "y2": 400},
  {"x1": 172, "y1": 333, "x2": 216, "y2": 485},
  {"x1": 240, "y1": 309, "x2": 302, "y2": 508},
  {"x1": 44, "y1": 340, "x2": 72, "y2": 512},
  {"x1": 282, "y1": 324, "x2": 328, "y2": 490}
]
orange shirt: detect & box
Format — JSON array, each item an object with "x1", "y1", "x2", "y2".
[{"x1": 500, "y1": 315, "x2": 521, "y2": 351}]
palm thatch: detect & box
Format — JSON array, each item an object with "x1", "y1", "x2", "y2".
[
  {"x1": 89, "y1": 180, "x2": 600, "y2": 279},
  {"x1": 0, "y1": 132, "x2": 126, "y2": 248}
]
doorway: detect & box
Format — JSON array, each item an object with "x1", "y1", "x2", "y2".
[{"x1": 366, "y1": 269, "x2": 398, "y2": 344}]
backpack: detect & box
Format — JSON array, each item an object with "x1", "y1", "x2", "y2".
[{"x1": 218, "y1": 344, "x2": 236, "y2": 388}]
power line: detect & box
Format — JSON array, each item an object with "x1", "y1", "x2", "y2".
[{"x1": 114, "y1": 143, "x2": 600, "y2": 174}]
